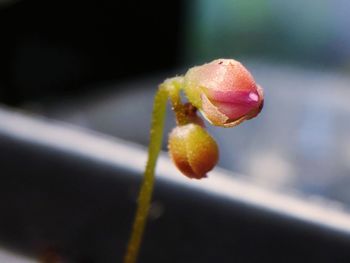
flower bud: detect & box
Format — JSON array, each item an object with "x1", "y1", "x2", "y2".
[
  {"x1": 168, "y1": 124, "x2": 219, "y2": 179},
  {"x1": 184, "y1": 59, "x2": 264, "y2": 127}
]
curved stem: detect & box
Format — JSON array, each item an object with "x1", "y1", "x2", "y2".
[
  {"x1": 123, "y1": 77, "x2": 184, "y2": 263},
  {"x1": 163, "y1": 77, "x2": 187, "y2": 126}
]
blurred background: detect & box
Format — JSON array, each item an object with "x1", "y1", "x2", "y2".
[
  {"x1": 1, "y1": 0, "x2": 350, "y2": 261},
  {"x1": 2, "y1": 0, "x2": 350, "y2": 204}
]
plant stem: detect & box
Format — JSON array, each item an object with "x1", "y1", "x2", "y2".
[
  {"x1": 123, "y1": 77, "x2": 184, "y2": 263},
  {"x1": 164, "y1": 77, "x2": 187, "y2": 126}
]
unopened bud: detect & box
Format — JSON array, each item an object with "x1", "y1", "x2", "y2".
[
  {"x1": 168, "y1": 124, "x2": 219, "y2": 179},
  {"x1": 184, "y1": 59, "x2": 264, "y2": 127}
]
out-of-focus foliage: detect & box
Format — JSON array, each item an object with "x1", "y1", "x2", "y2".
[{"x1": 186, "y1": 0, "x2": 350, "y2": 68}]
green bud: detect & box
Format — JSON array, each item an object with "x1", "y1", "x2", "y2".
[{"x1": 168, "y1": 124, "x2": 219, "y2": 179}]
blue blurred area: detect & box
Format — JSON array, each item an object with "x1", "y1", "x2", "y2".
[{"x1": 185, "y1": 0, "x2": 350, "y2": 68}]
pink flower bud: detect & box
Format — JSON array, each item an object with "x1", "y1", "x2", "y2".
[
  {"x1": 168, "y1": 124, "x2": 219, "y2": 179},
  {"x1": 184, "y1": 59, "x2": 264, "y2": 127}
]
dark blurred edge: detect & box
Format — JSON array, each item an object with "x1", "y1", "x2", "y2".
[
  {"x1": 0, "y1": 106, "x2": 350, "y2": 262},
  {"x1": 0, "y1": 0, "x2": 184, "y2": 105}
]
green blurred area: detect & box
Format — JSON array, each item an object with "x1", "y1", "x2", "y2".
[{"x1": 185, "y1": 0, "x2": 349, "y2": 68}]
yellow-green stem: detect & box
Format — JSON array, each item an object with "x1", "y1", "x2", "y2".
[
  {"x1": 123, "y1": 77, "x2": 184, "y2": 263},
  {"x1": 164, "y1": 77, "x2": 187, "y2": 126}
]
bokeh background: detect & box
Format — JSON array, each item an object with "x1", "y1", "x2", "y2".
[
  {"x1": 2, "y1": 0, "x2": 350, "y2": 204},
  {"x1": 1, "y1": 0, "x2": 350, "y2": 261}
]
